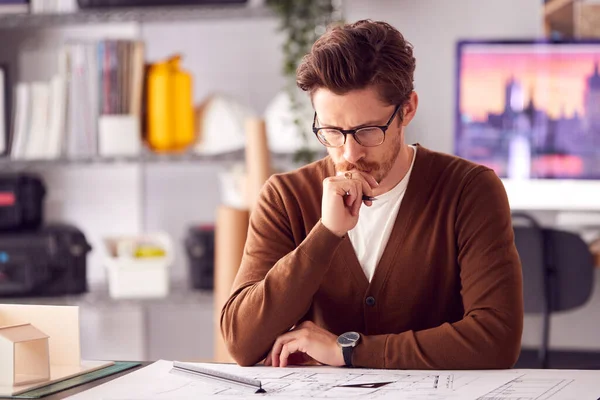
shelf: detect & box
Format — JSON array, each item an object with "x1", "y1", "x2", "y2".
[
  {"x1": 0, "y1": 4, "x2": 275, "y2": 29},
  {"x1": 502, "y1": 179, "x2": 600, "y2": 211},
  {"x1": 0, "y1": 150, "x2": 312, "y2": 169},
  {"x1": 0, "y1": 150, "x2": 243, "y2": 168},
  {"x1": 0, "y1": 281, "x2": 214, "y2": 307}
]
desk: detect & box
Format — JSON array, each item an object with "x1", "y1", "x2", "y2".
[{"x1": 42, "y1": 362, "x2": 150, "y2": 400}]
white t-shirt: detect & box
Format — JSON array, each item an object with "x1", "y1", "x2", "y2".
[{"x1": 348, "y1": 145, "x2": 417, "y2": 282}]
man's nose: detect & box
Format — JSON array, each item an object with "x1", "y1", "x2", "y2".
[{"x1": 343, "y1": 134, "x2": 365, "y2": 165}]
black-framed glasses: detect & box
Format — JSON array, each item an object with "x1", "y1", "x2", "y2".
[{"x1": 312, "y1": 105, "x2": 401, "y2": 148}]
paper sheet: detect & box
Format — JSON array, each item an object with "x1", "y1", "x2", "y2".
[
  {"x1": 66, "y1": 360, "x2": 600, "y2": 400},
  {"x1": 63, "y1": 360, "x2": 528, "y2": 400}
]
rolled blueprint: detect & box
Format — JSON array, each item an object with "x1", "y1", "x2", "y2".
[
  {"x1": 245, "y1": 118, "x2": 271, "y2": 212},
  {"x1": 213, "y1": 205, "x2": 249, "y2": 363}
]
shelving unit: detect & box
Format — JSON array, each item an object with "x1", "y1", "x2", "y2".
[
  {"x1": 0, "y1": 4, "x2": 275, "y2": 29},
  {"x1": 0, "y1": 2, "x2": 296, "y2": 363}
]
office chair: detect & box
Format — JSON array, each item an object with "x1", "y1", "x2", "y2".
[{"x1": 512, "y1": 212, "x2": 595, "y2": 369}]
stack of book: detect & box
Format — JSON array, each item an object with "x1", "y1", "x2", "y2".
[
  {"x1": 0, "y1": 0, "x2": 28, "y2": 14},
  {"x1": 0, "y1": 0, "x2": 79, "y2": 14},
  {"x1": 7, "y1": 39, "x2": 145, "y2": 161},
  {"x1": 30, "y1": 0, "x2": 77, "y2": 14}
]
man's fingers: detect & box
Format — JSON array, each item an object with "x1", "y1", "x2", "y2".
[
  {"x1": 271, "y1": 338, "x2": 285, "y2": 367},
  {"x1": 280, "y1": 340, "x2": 301, "y2": 368},
  {"x1": 334, "y1": 171, "x2": 375, "y2": 207},
  {"x1": 351, "y1": 181, "x2": 363, "y2": 216},
  {"x1": 264, "y1": 352, "x2": 272, "y2": 366},
  {"x1": 357, "y1": 171, "x2": 379, "y2": 189},
  {"x1": 343, "y1": 187, "x2": 355, "y2": 208},
  {"x1": 270, "y1": 332, "x2": 298, "y2": 368},
  {"x1": 337, "y1": 169, "x2": 378, "y2": 190},
  {"x1": 279, "y1": 343, "x2": 290, "y2": 368}
]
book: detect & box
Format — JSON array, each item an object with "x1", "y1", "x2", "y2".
[
  {"x1": 47, "y1": 74, "x2": 67, "y2": 159},
  {"x1": 25, "y1": 81, "x2": 50, "y2": 160},
  {"x1": 11, "y1": 83, "x2": 31, "y2": 160},
  {"x1": 0, "y1": 66, "x2": 5, "y2": 155}
]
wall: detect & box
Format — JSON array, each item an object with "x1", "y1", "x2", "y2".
[{"x1": 344, "y1": 0, "x2": 543, "y2": 154}]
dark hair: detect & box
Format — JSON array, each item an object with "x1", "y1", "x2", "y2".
[{"x1": 296, "y1": 19, "x2": 416, "y2": 114}]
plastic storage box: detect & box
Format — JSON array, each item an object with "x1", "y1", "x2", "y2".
[{"x1": 103, "y1": 232, "x2": 173, "y2": 299}]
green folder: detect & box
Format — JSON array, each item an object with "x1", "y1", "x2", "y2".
[{"x1": 1, "y1": 362, "x2": 141, "y2": 399}]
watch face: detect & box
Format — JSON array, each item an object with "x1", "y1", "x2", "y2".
[{"x1": 337, "y1": 331, "x2": 360, "y2": 347}]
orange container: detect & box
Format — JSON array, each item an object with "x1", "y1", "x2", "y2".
[{"x1": 147, "y1": 55, "x2": 195, "y2": 152}]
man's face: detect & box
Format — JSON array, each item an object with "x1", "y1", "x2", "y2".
[{"x1": 312, "y1": 87, "x2": 408, "y2": 183}]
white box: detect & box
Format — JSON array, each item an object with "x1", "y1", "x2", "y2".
[
  {"x1": 98, "y1": 115, "x2": 142, "y2": 157},
  {"x1": 103, "y1": 233, "x2": 173, "y2": 299}
]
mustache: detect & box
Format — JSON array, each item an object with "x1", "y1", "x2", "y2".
[{"x1": 336, "y1": 159, "x2": 380, "y2": 172}]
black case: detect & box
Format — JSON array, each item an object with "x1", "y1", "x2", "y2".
[
  {"x1": 0, "y1": 224, "x2": 92, "y2": 297},
  {"x1": 77, "y1": 0, "x2": 246, "y2": 8},
  {"x1": 185, "y1": 225, "x2": 214, "y2": 290},
  {"x1": 0, "y1": 173, "x2": 46, "y2": 231}
]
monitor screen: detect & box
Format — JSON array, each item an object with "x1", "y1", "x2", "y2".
[{"x1": 455, "y1": 40, "x2": 600, "y2": 179}]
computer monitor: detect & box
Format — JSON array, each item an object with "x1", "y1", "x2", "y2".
[{"x1": 455, "y1": 40, "x2": 600, "y2": 179}]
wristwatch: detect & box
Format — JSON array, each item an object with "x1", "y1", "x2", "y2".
[{"x1": 337, "y1": 331, "x2": 360, "y2": 367}]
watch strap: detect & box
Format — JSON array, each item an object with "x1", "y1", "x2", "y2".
[{"x1": 342, "y1": 345, "x2": 353, "y2": 367}]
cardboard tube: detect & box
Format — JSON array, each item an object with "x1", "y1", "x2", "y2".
[
  {"x1": 245, "y1": 118, "x2": 271, "y2": 212},
  {"x1": 213, "y1": 205, "x2": 250, "y2": 363}
]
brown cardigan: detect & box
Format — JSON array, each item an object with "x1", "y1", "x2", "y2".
[{"x1": 221, "y1": 144, "x2": 523, "y2": 369}]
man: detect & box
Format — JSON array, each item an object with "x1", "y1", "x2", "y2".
[{"x1": 221, "y1": 19, "x2": 523, "y2": 370}]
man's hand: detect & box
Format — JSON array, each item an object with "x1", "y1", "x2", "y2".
[
  {"x1": 321, "y1": 170, "x2": 379, "y2": 237},
  {"x1": 264, "y1": 321, "x2": 345, "y2": 368}
]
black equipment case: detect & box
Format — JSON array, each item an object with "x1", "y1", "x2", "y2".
[
  {"x1": 185, "y1": 225, "x2": 214, "y2": 290},
  {"x1": 0, "y1": 224, "x2": 91, "y2": 297},
  {"x1": 0, "y1": 173, "x2": 46, "y2": 231}
]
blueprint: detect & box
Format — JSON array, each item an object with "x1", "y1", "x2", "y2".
[{"x1": 66, "y1": 360, "x2": 600, "y2": 400}]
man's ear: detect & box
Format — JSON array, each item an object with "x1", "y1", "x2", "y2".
[{"x1": 400, "y1": 91, "x2": 418, "y2": 127}]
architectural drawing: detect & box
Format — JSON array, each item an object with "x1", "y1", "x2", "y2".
[
  {"x1": 478, "y1": 377, "x2": 575, "y2": 400},
  {"x1": 66, "y1": 361, "x2": 600, "y2": 400},
  {"x1": 159, "y1": 365, "x2": 514, "y2": 400}
]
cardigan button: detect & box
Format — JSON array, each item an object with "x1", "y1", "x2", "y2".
[{"x1": 365, "y1": 296, "x2": 376, "y2": 306}]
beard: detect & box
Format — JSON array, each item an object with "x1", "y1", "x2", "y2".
[{"x1": 334, "y1": 134, "x2": 403, "y2": 183}]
